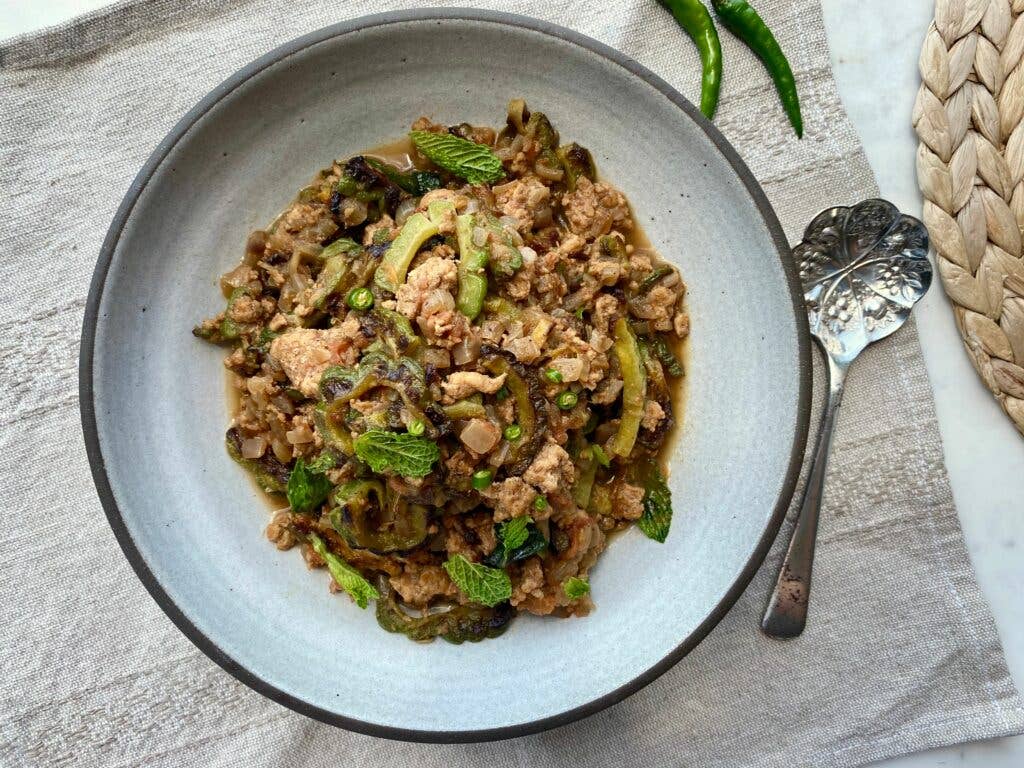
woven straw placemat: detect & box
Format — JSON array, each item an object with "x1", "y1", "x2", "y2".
[{"x1": 915, "y1": 0, "x2": 1024, "y2": 435}]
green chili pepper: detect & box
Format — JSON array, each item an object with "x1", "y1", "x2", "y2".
[
  {"x1": 711, "y1": 0, "x2": 802, "y2": 137},
  {"x1": 346, "y1": 287, "x2": 374, "y2": 310},
  {"x1": 407, "y1": 418, "x2": 426, "y2": 436},
  {"x1": 503, "y1": 424, "x2": 522, "y2": 441},
  {"x1": 556, "y1": 391, "x2": 578, "y2": 410},
  {"x1": 472, "y1": 469, "x2": 494, "y2": 490},
  {"x1": 657, "y1": 0, "x2": 722, "y2": 120},
  {"x1": 543, "y1": 368, "x2": 563, "y2": 384}
]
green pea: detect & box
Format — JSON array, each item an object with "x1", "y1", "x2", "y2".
[{"x1": 472, "y1": 469, "x2": 494, "y2": 490}]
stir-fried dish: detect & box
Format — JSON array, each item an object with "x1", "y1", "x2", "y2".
[{"x1": 194, "y1": 100, "x2": 690, "y2": 642}]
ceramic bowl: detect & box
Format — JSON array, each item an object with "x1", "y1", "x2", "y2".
[{"x1": 81, "y1": 9, "x2": 810, "y2": 742}]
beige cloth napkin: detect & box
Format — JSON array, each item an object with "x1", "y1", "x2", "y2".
[{"x1": 1, "y1": 1, "x2": 1022, "y2": 766}]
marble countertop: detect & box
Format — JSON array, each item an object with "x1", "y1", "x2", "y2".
[{"x1": 2, "y1": 1, "x2": 1021, "y2": 765}]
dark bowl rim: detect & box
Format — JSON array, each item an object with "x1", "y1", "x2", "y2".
[{"x1": 79, "y1": 6, "x2": 812, "y2": 745}]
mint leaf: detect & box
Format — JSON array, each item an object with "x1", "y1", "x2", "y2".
[
  {"x1": 501, "y1": 516, "x2": 532, "y2": 550},
  {"x1": 287, "y1": 458, "x2": 333, "y2": 515},
  {"x1": 563, "y1": 576, "x2": 590, "y2": 599},
  {"x1": 308, "y1": 533, "x2": 380, "y2": 609},
  {"x1": 637, "y1": 469, "x2": 672, "y2": 543},
  {"x1": 306, "y1": 452, "x2": 336, "y2": 474},
  {"x1": 409, "y1": 131, "x2": 505, "y2": 184},
  {"x1": 443, "y1": 554, "x2": 512, "y2": 607},
  {"x1": 353, "y1": 429, "x2": 440, "y2": 477}
]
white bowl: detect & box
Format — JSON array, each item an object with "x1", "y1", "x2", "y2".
[{"x1": 80, "y1": 9, "x2": 810, "y2": 742}]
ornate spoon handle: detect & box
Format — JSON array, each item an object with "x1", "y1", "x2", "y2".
[{"x1": 761, "y1": 355, "x2": 847, "y2": 639}]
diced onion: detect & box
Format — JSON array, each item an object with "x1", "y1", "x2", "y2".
[
  {"x1": 459, "y1": 419, "x2": 501, "y2": 454},
  {"x1": 395, "y1": 197, "x2": 418, "y2": 226},
  {"x1": 488, "y1": 440, "x2": 511, "y2": 467},
  {"x1": 549, "y1": 357, "x2": 584, "y2": 382},
  {"x1": 240, "y1": 436, "x2": 267, "y2": 459},
  {"x1": 421, "y1": 348, "x2": 452, "y2": 368},
  {"x1": 451, "y1": 334, "x2": 481, "y2": 365},
  {"x1": 471, "y1": 226, "x2": 488, "y2": 248},
  {"x1": 534, "y1": 163, "x2": 564, "y2": 182},
  {"x1": 464, "y1": 198, "x2": 480, "y2": 214},
  {"x1": 271, "y1": 438, "x2": 292, "y2": 463},
  {"x1": 286, "y1": 425, "x2": 314, "y2": 444}
]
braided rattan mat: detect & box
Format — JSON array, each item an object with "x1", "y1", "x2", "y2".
[{"x1": 915, "y1": 0, "x2": 1024, "y2": 436}]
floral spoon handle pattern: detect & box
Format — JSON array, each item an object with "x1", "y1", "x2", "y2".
[{"x1": 761, "y1": 199, "x2": 931, "y2": 639}]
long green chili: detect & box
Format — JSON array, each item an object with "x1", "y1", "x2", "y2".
[
  {"x1": 711, "y1": 0, "x2": 802, "y2": 137},
  {"x1": 657, "y1": 0, "x2": 722, "y2": 120}
]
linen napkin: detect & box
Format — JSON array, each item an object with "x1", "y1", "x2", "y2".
[{"x1": 1, "y1": 1, "x2": 1022, "y2": 767}]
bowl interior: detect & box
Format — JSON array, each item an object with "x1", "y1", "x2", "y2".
[{"x1": 85, "y1": 12, "x2": 807, "y2": 739}]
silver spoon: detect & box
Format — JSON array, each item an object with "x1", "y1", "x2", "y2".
[{"x1": 760, "y1": 198, "x2": 932, "y2": 639}]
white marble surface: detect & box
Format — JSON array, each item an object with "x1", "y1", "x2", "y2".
[{"x1": 1, "y1": 1, "x2": 1021, "y2": 765}]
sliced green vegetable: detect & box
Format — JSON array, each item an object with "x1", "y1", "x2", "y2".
[
  {"x1": 610, "y1": 317, "x2": 647, "y2": 457},
  {"x1": 374, "y1": 212, "x2": 439, "y2": 293},
  {"x1": 455, "y1": 213, "x2": 489, "y2": 320},
  {"x1": 364, "y1": 156, "x2": 442, "y2": 196},
  {"x1": 572, "y1": 447, "x2": 598, "y2": 509},
  {"x1": 328, "y1": 479, "x2": 429, "y2": 552},
  {"x1": 286, "y1": 457, "x2": 333, "y2": 515},
  {"x1": 556, "y1": 142, "x2": 597, "y2": 192},
  {"x1": 409, "y1": 130, "x2": 505, "y2": 184},
  {"x1": 648, "y1": 335, "x2": 685, "y2": 377},
  {"x1": 442, "y1": 398, "x2": 488, "y2": 420},
  {"x1": 543, "y1": 368, "x2": 563, "y2": 384},
  {"x1": 443, "y1": 554, "x2": 512, "y2": 607},
  {"x1": 375, "y1": 578, "x2": 514, "y2": 643},
  {"x1": 482, "y1": 354, "x2": 545, "y2": 475},
  {"x1": 307, "y1": 532, "x2": 380, "y2": 609},
  {"x1": 319, "y1": 237, "x2": 362, "y2": 261},
  {"x1": 591, "y1": 444, "x2": 611, "y2": 468},
  {"x1": 353, "y1": 429, "x2": 440, "y2": 478},
  {"x1": 225, "y1": 428, "x2": 289, "y2": 494},
  {"x1": 407, "y1": 418, "x2": 425, "y2": 436},
  {"x1": 217, "y1": 287, "x2": 251, "y2": 341},
  {"x1": 563, "y1": 577, "x2": 590, "y2": 599},
  {"x1": 503, "y1": 423, "x2": 522, "y2": 441}
]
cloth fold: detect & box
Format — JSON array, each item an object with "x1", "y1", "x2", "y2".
[{"x1": 1, "y1": 1, "x2": 1021, "y2": 767}]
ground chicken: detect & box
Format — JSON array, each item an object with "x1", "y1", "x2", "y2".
[
  {"x1": 395, "y1": 256, "x2": 458, "y2": 318},
  {"x1": 389, "y1": 564, "x2": 458, "y2": 606},
  {"x1": 510, "y1": 557, "x2": 547, "y2": 609},
  {"x1": 591, "y1": 377, "x2": 624, "y2": 405},
  {"x1": 642, "y1": 400, "x2": 666, "y2": 431},
  {"x1": 523, "y1": 440, "x2": 576, "y2": 494},
  {"x1": 493, "y1": 177, "x2": 551, "y2": 232},
  {"x1": 362, "y1": 214, "x2": 398, "y2": 246},
  {"x1": 609, "y1": 479, "x2": 645, "y2": 520},
  {"x1": 538, "y1": 232, "x2": 586, "y2": 274},
  {"x1": 268, "y1": 317, "x2": 362, "y2": 397},
  {"x1": 631, "y1": 284, "x2": 680, "y2": 332},
  {"x1": 441, "y1": 371, "x2": 507, "y2": 402},
  {"x1": 561, "y1": 177, "x2": 632, "y2": 239},
  {"x1": 480, "y1": 477, "x2": 538, "y2": 522}
]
